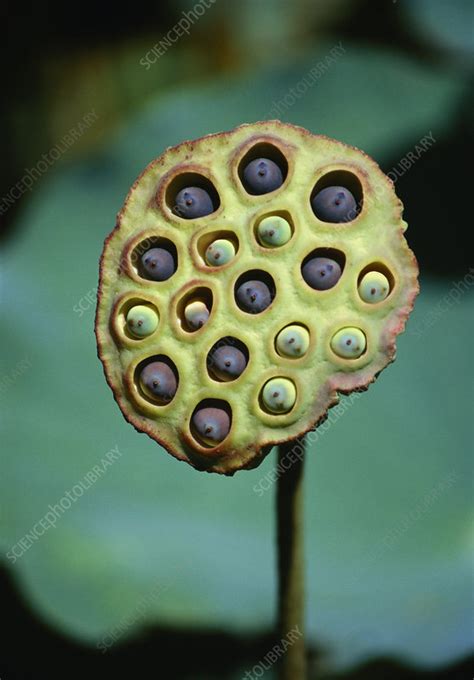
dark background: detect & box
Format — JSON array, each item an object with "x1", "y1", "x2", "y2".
[{"x1": 1, "y1": 0, "x2": 472, "y2": 279}]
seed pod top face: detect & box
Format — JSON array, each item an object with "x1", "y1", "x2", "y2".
[{"x1": 95, "y1": 121, "x2": 419, "y2": 475}]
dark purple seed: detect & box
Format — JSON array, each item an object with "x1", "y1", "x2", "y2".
[
  {"x1": 302, "y1": 257, "x2": 342, "y2": 290},
  {"x1": 140, "y1": 361, "x2": 177, "y2": 402},
  {"x1": 210, "y1": 345, "x2": 247, "y2": 381},
  {"x1": 236, "y1": 280, "x2": 272, "y2": 313},
  {"x1": 174, "y1": 187, "x2": 214, "y2": 219},
  {"x1": 311, "y1": 186, "x2": 358, "y2": 223},
  {"x1": 192, "y1": 407, "x2": 230, "y2": 445},
  {"x1": 242, "y1": 158, "x2": 283, "y2": 195},
  {"x1": 141, "y1": 247, "x2": 175, "y2": 281}
]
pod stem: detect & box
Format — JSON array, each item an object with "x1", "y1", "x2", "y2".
[{"x1": 276, "y1": 436, "x2": 306, "y2": 680}]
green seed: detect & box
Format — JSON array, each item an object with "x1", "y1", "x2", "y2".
[
  {"x1": 184, "y1": 300, "x2": 209, "y2": 330},
  {"x1": 126, "y1": 305, "x2": 159, "y2": 337},
  {"x1": 358, "y1": 271, "x2": 390, "y2": 303},
  {"x1": 276, "y1": 325, "x2": 310, "y2": 358},
  {"x1": 262, "y1": 378, "x2": 296, "y2": 414},
  {"x1": 205, "y1": 239, "x2": 236, "y2": 266},
  {"x1": 330, "y1": 327, "x2": 366, "y2": 359},
  {"x1": 257, "y1": 216, "x2": 292, "y2": 247}
]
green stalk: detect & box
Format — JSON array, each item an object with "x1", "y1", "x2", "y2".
[{"x1": 276, "y1": 436, "x2": 306, "y2": 680}]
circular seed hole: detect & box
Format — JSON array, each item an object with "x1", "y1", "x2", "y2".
[
  {"x1": 301, "y1": 248, "x2": 346, "y2": 291},
  {"x1": 117, "y1": 298, "x2": 160, "y2": 341},
  {"x1": 131, "y1": 237, "x2": 177, "y2": 282},
  {"x1": 238, "y1": 142, "x2": 288, "y2": 196},
  {"x1": 176, "y1": 286, "x2": 213, "y2": 333},
  {"x1": 190, "y1": 399, "x2": 232, "y2": 448},
  {"x1": 197, "y1": 230, "x2": 239, "y2": 268},
  {"x1": 275, "y1": 323, "x2": 310, "y2": 359},
  {"x1": 207, "y1": 337, "x2": 249, "y2": 382},
  {"x1": 165, "y1": 172, "x2": 220, "y2": 219},
  {"x1": 134, "y1": 355, "x2": 179, "y2": 405},
  {"x1": 310, "y1": 170, "x2": 363, "y2": 223},
  {"x1": 254, "y1": 210, "x2": 294, "y2": 248},
  {"x1": 259, "y1": 377, "x2": 297, "y2": 415},
  {"x1": 357, "y1": 262, "x2": 395, "y2": 303},
  {"x1": 330, "y1": 327, "x2": 367, "y2": 360},
  {"x1": 234, "y1": 270, "x2": 276, "y2": 314}
]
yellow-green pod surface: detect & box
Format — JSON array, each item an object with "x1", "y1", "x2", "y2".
[{"x1": 95, "y1": 121, "x2": 419, "y2": 475}]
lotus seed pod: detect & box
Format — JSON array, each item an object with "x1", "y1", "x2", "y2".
[
  {"x1": 205, "y1": 239, "x2": 236, "y2": 266},
  {"x1": 262, "y1": 378, "x2": 297, "y2": 414},
  {"x1": 257, "y1": 215, "x2": 292, "y2": 247},
  {"x1": 96, "y1": 121, "x2": 419, "y2": 474},
  {"x1": 126, "y1": 305, "x2": 159, "y2": 338},
  {"x1": 276, "y1": 325, "x2": 310, "y2": 358},
  {"x1": 184, "y1": 300, "x2": 209, "y2": 330},
  {"x1": 330, "y1": 327, "x2": 367, "y2": 359},
  {"x1": 358, "y1": 271, "x2": 390, "y2": 303}
]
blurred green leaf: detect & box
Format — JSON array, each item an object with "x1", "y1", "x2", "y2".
[
  {"x1": 401, "y1": 0, "x2": 474, "y2": 60},
  {"x1": 0, "y1": 46, "x2": 472, "y2": 670}
]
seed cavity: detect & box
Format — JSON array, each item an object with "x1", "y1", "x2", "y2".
[
  {"x1": 331, "y1": 327, "x2": 366, "y2": 359},
  {"x1": 358, "y1": 270, "x2": 391, "y2": 303},
  {"x1": 261, "y1": 378, "x2": 296, "y2": 414},
  {"x1": 276, "y1": 324, "x2": 310, "y2": 359}
]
